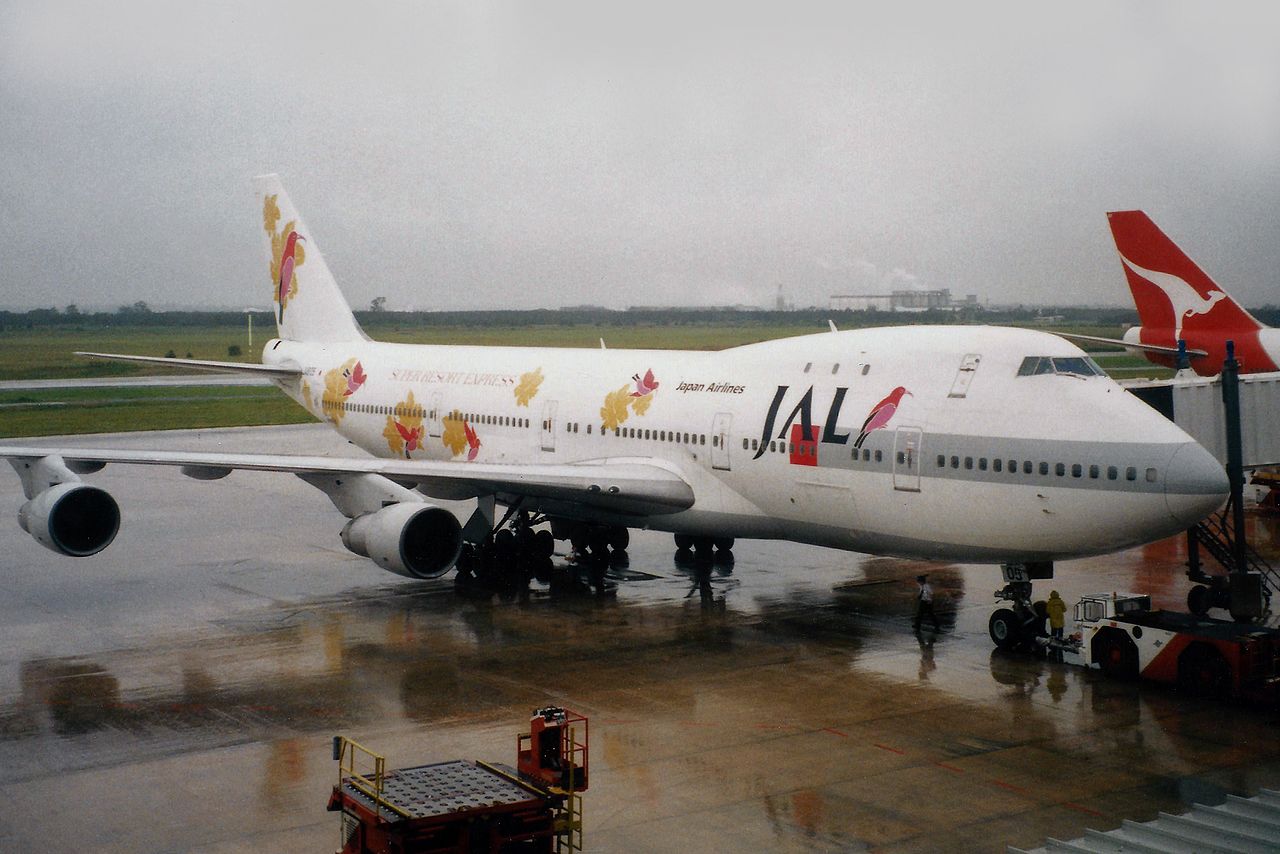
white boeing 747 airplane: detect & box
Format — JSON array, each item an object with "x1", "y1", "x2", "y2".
[{"x1": 2, "y1": 177, "x2": 1228, "y2": 593}]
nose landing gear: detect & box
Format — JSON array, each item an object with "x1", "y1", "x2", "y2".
[{"x1": 988, "y1": 562, "x2": 1052, "y2": 651}]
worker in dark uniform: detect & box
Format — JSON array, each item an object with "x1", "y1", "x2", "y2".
[
  {"x1": 914, "y1": 574, "x2": 939, "y2": 632},
  {"x1": 1047, "y1": 590, "x2": 1067, "y2": 640}
]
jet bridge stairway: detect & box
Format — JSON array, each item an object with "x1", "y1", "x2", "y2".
[{"x1": 1187, "y1": 497, "x2": 1278, "y2": 621}]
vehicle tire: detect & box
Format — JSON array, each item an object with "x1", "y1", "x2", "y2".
[
  {"x1": 1177, "y1": 643, "x2": 1232, "y2": 698},
  {"x1": 1093, "y1": 630, "x2": 1139, "y2": 680},
  {"x1": 989, "y1": 609, "x2": 1022, "y2": 650},
  {"x1": 674, "y1": 533, "x2": 695, "y2": 551},
  {"x1": 1187, "y1": 584, "x2": 1211, "y2": 616},
  {"x1": 712, "y1": 537, "x2": 735, "y2": 552}
]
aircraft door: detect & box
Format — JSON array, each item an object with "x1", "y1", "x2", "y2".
[
  {"x1": 541, "y1": 401, "x2": 558, "y2": 452},
  {"x1": 711, "y1": 412, "x2": 732, "y2": 471},
  {"x1": 428, "y1": 392, "x2": 444, "y2": 438},
  {"x1": 892, "y1": 427, "x2": 923, "y2": 492},
  {"x1": 948, "y1": 353, "x2": 981, "y2": 398}
]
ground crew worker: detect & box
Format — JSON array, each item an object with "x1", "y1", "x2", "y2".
[
  {"x1": 1047, "y1": 590, "x2": 1067, "y2": 639},
  {"x1": 914, "y1": 574, "x2": 939, "y2": 631}
]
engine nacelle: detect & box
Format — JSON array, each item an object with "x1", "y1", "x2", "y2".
[
  {"x1": 340, "y1": 503, "x2": 463, "y2": 579},
  {"x1": 19, "y1": 483, "x2": 120, "y2": 557}
]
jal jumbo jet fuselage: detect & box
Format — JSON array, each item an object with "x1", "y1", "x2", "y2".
[
  {"x1": 261, "y1": 324, "x2": 1223, "y2": 564},
  {"x1": 2, "y1": 176, "x2": 1228, "y2": 582}
]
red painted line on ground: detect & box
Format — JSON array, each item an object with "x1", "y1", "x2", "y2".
[
  {"x1": 933, "y1": 761, "x2": 965, "y2": 774},
  {"x1": 821, "y1": 727, "x2": 849, "y2": 738},
  {"x1": 1063, "y1": 802, "x2": 1104, "y2": 817},
  {"x1": 678, "y1": 721, "x2": 719, "y2": 728},
  {"x1": 873, "y1": 743, "x2": 905, "y2": 755},
  {"x1": 991, "y1": 780, "x2": 1028, "y2": 795}
]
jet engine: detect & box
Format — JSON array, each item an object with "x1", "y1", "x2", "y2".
[
  {"x1": 340, "y1": 503, "x2": 463, "y2": 579},
  {"x1": 19, "y1": 482, "x2": 120, "y2": 557}
]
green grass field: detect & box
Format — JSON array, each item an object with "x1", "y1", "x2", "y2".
[{"x1": 0, "y1": 319, "x2": 1171, "y2": 438}]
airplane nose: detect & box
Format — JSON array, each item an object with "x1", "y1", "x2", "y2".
[{"x1": 1164, "y1": 441, "x2": 1229, "y2": 528}]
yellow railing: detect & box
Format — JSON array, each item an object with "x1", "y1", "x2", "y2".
[{"x1": 333, "y1": 735, "x2": 411, "y2": 821}]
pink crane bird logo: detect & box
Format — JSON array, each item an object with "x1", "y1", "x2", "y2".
[
  {"x1": 342, "y1": 361, "x2": 367, "y2": 396},
  {"x1": 631, "y1": 369, "x2": 659, "y2": 397},
  {"x1": 276, "y1": 229, "x2": 305, "y2": 323},
  {"x1": 464, "y1": 423, "x2": 481, "y2": 461},
  {"x1": 394, "y1": 421, "x2": 423, "y2": 458},
  {"x1": 854, "y1": 386, "x2": 911, "y2": 449}
]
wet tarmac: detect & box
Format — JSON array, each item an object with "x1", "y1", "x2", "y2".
[{"x1": 1, "y1": 424, "x2": 1278, "y2": 852}]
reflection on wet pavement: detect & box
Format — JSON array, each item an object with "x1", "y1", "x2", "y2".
[{"x1": 0, "y1": 426, "x2": 1278, "y2": 852}]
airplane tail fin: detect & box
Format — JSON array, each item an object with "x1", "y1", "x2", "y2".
[
  {"x1": 1105, "y1": 210, "x2": 1262, "y2": 333},
  {"x1": 254, "y1": 174, "x2": 366, "y2": 343}
]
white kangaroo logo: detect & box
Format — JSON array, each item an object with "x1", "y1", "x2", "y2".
[{"x1": 1119, "y1": 252, "x2": 1227, "y2": 339}]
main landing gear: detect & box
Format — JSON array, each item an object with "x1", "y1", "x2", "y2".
[
  {"x1": 453, "y1": 507, "x2": 630, "y2": 596},
  {"x1": 673, "y1": 534, "x2": 735, "y2": 567},
  {"x1": 988, "y1": 562, "x2": 1053, "y2": 652}
]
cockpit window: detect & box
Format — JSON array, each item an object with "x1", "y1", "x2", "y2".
[{"x1": 1016, "y1": 356, "x2": 1104, "y2": 378}]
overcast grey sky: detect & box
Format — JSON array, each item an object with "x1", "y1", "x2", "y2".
[{"x1": 2, "y1": 1, "x2": 1278, "y2": 312}]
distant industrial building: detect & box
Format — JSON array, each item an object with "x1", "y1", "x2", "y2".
[{"x1": 829, "y1": 288, "x2": 979, "y2": 313}]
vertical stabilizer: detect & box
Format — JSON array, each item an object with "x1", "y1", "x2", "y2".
[
  {"x1": 254, "y1": 174, "x2": 366, "y2": 343},
  {"x1": 1106, "y1": 211, "x2": 1262, "y2": 335}
]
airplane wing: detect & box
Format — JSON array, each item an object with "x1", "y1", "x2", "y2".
[
  {"x1": 0, "y1": 446, "x2": 695, "y2": 516},
  {"x1": 1053, "y1": 333, "x2": 1208, "y2": 358},
  {"x1": 75, "y1": 351, "x2": 302, "y2": 379}
]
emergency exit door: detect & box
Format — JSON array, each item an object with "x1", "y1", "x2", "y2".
[{"x1": 893, "y1": 427, "x2": 923, "y2": 492}]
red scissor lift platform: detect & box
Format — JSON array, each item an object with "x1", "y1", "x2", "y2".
[{"x1": 329, "y1": 708, "x2": 587, "y2": 854}]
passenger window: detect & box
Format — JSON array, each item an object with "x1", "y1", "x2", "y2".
[
  {"x1": 771, "y1": 441, "x2": 777, "y2": 453},
  {"x1": 1023, "y1": 460, "x2": 1032, "y2": 474},
  {"x1": 1008, "y1": 459, "x2": 1017, "y2": 473},
  {"x1": 1146, "y1": 468, "x2": 1158, "y2": 483},
  {"x1": 1071, "y1": 464, "x2": 1082, "y2": 478},
  {"x1": 1126, "y1": 466, "x2": 1137, "y2": 481},
  {"x1": 874, "y1": 450, "x2": 882, "y2": 463},
  {"x1": 1039, "y1": 462, "x2": 1049, "y2": 476},
  {"x1": 979, "y1": 458, "x2": 988, "y2": 471},
  {"x1": 896, "y1": 452, "x2": 905, "y2": 464},
  {"x1": 861, "y1": 365, "x2": 870, "y2": 376},
  {"x1": 964, "y1": 457, "x2": 973, "y2": 470},
  {"x1": 742, "y1": 438, "x2": 749, "y2": 450},
  {"x1": 1107, "y1": 466, "x2": 1117, "y2": 480},
  {"x1": 712, "y1": 435, "x2": 718, "y2": 447},
  {"x1": 1089, "y1": 465, "x2": 1099, "y2": 479},
  {"x1": 832, "y1": 363, "x2": 840, "y2": 374},
  {"x1": 789, "y1": 443, "x2": 795, "y2": 453},
  {"x1": 993, "y1": 459, "x2": 1002, "y2": 473},
  {"x1": 937, "y1": 455, "x2": 946, "y2": 468},
  {"x1": 1055, "y1": 463, "x2": 1065, "y2": 476},
  {"x1": 950, "y1": 456, "x2": 959, "y2": 468}
]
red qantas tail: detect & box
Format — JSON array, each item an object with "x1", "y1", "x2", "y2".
[{"x1": 1106, "y1": 211, "x2": 1263, "y2": 335}]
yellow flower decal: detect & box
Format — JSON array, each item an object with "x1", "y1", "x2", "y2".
[
  {"x1": 600, "y1": 384, "x2": 632, "y2": 431},
  {"x1": 383, "y1": 390, "x2": 425, "y2": 459},
  {"x1": 441, "y1": 410, "x2": 468, "y2": 456},
  {"x1": 319, "y1": 358, "x2": 359, "y2": 424},
  {"x1": 263, "y1": 193, "x2": 306, "y2": 318},
  {"x1": 631, "y1": 392, "x2": 653, "y2": 416},
  {"x1": 514, "y1": 367, "x2": 544, "y2": 407}
]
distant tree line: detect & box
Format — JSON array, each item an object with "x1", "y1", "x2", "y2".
[{"x1": 4, "y1": 303, "x2": 1279, "y2": 332}]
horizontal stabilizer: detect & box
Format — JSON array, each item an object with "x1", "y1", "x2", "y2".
[
  {"x1": 75, "y1": 352, "x2": 302, "y2": 378},
  {"x1": 1054, "y1": 333, "x2": 1207, "y2": 359}
]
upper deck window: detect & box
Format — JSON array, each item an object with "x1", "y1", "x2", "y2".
[{"x1": 1016, "y1": 356, "x2": 1104, "y2": 378}]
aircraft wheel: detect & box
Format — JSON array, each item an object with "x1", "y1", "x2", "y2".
[
  {"x1": 989, "y1": 609, "x2": 1022, "y2": 650},
  {"x1": 1187, "y1": 584, "x2": 1211, "y2": 616},
  {"x1": 674, "y1": 533, "x2": 695, "y2": 551},
  {"x1": 712, "y1": 537, "x2": 735, "y2": 552},
  {"x1": 533, "y1": 529, "x2": 555, "y2": 558},
  {"x1": 1177, "y1": 643, "x2": 1231, "y2": 698}
]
